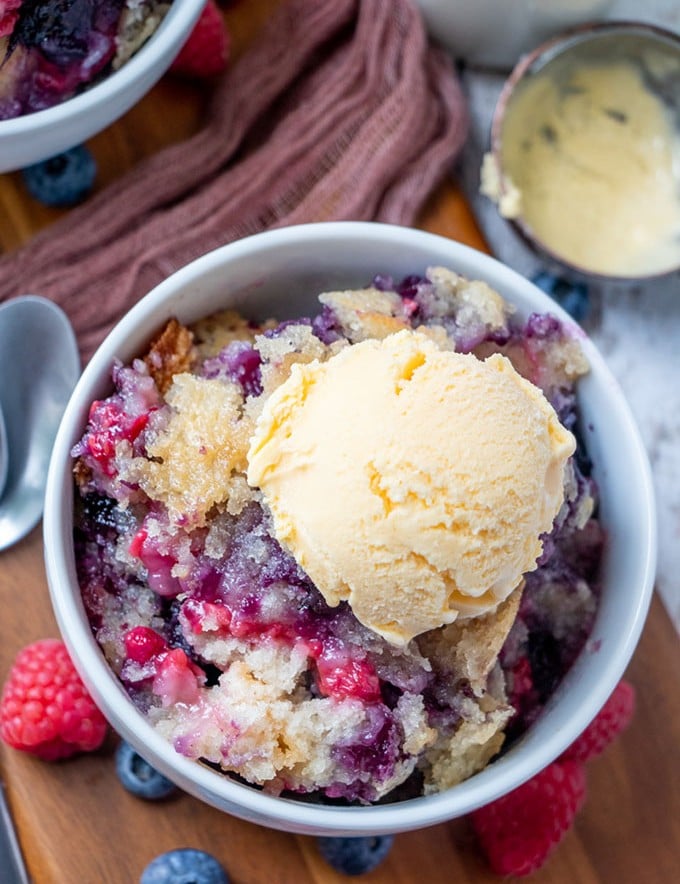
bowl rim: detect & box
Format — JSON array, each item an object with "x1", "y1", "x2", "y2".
[
  {"x1": 44, "y1": 221, "x2": 657, "y2": 835},
  {"x1": 488, "y1": 19, "x2": 680, "y2": 283},
  {"x1": 0, "y1": 0, "x2": 205, "y2": 138}
]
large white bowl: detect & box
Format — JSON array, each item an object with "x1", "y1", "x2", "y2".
[
  {"x1": 0, "y1": 0, "x2": 205, "y2": 173},
  {"x1": 44, "y1": 222, "x2": 656, "y2": 835}
]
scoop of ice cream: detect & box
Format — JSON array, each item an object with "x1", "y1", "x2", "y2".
[{"x1": 247, "y1": 330, "x2": 575, "y2": 646}]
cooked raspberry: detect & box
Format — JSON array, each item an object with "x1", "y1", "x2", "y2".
[
  {"x1": 471, "y1": 759, "x2": 587, "y2": 877},
  {"x1": 181, "y1": 599, "x2": 232, "y2": 635},
  {"x1": 86, "y1": 399, "x2": 149, "y2": 476},
  {"x1": 0, "y1": 639, "x2": 108, "y2": 761},
  {"x1": 152, "y1": 649, "x2": 205, "y2": 707},
  {"x1": 316, "y1": 656, "x2": 381, "y2": 702},
  {"x1": 508, "y1": 656, "x2": 534, "y2": 706},
  {"x1": 0, "y1": 0, "x2": 22, "y2": 38},
  {"x1": 562, "y1": 679, "x2": 635, "y2": 763},
  {"x1": 131, "y1": 528, "x2": 182, "y2": 598},
  {"x1": 128, "y1": 527, "x2": 148, "y2": 559},
  {"x1": 170, "y1": 0, "x2": 229, "y2": 79},
  {"x1": 123, "y1": 626, "x2": 167, "y2": 665}
]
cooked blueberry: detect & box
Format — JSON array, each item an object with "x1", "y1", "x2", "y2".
[
  {"x1": 115, "y1": 741, "x2": 177, "y2": 800},
  {"x1": 140, "y1": 849, "x2": 229, "y2": 884},
  {"x1": 317, "y1": 835, "x2": 394, "y2": 876},
  {"x1": 10, "y1": 0, "x2": 120, "y2": 62},
  {"x1": 80, "y1": 493, "x2": 120, "y2": 531},
  {"x1": 524, "y1": 310, "x2": 562, "y2": 338},
  {"x1": 22, "y1": 144, "x2": 97, "y2": 207},
  {"x1": 527, "y1": 630, "x2": 562, "y2": 702}
]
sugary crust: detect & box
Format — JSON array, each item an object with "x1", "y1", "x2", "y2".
[
  {"x1": 417, "y1": 585, "x2": 524, "y2": 695},
  {"x1": 114, "y1": 1, "x2": 171, "y2": 69},
  {"x1": 422, "y1": 696, "x2": 511, "y2": 793},
  {"x1": 319, "y1": 288, "x2": 409, "y2": 342},
  {"x1": 143, "y1": 318, "x2": 196, "y2": 395}
]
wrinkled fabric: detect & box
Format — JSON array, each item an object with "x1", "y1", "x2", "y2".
[{"x1": 0, "y1": 0, "x2": 468, "y2": 362}]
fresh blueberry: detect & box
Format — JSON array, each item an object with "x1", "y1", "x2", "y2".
[
  {"x1": 531, "y1": 271, "x2": 590, "y2": 322},
  {"x1": 115, "y1": 740, "x2": 177, "y2": 800},
  {"x1": 316, "y1": 835, "x2": 394, "y2": 876},
  {"x1": 140, "y1": 849, "x2": 229, "y2": 884},
  {"x1": 21, "y1": 144, "x2": 97, "y2": 207}
]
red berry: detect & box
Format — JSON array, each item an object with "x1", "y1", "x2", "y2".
[
  {"x1": 128, "y1": 527, "x2": 148, "y2": 559},
  {"x1": 0, "y1": 639, "x2": 108, "y2": 761},
  {"x1": 182, "y1": 599, "x2": 232, "y2": 635},
  {"x1": 316, "y1": 656, "x2": 381, "y2": 702},
  {"x1": 131, "y1": 529, "x2": 182, "y2": 597},
  {"x1": 123, "y1": 626, "x2": 167, "y2": 665},
  {"x1": 152, "y1": 649, "x2": 204, "y2": 707},
  {"x1": 170, "y1": 0, "x2": 230, "y2": 79},
  {"x1": 0, "y1": 0, "x2": 21, "y2": 38},
  {"x1": 86, "y1": 399, "x2": 149, "y2": 476},
  {"x1": 562, "y1": 679, "x2": 635, "y2": 763},
  {"x1": 471, "y1": 759, "x2": 587, "y2": 877},
  {"x1": 507, "y1": 656, "x2": 535, "y2": 712}
]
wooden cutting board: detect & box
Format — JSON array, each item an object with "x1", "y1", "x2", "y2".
[
  {"x1": 0, "y1": 3, "x2": 678, "y2": 882},
  {"x1": 1, "y1": 526, "x2": 678, "y2": 883}
]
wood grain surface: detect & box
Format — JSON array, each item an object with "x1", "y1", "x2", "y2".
[{"x1": 0, "y1": 3, "x2": 678, "y2": 883}]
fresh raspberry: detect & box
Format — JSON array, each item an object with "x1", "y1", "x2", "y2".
[
  {"x1": 170, "y1": 0, "x2": 230, "y2": 79},
  {"x1": 562, "y1": 679, "x2": 635, "y2": 763},
  {"x1": 0, "y1": 639, "x2": 108, "y2": 761},
  {"x1": 471, "y1": 759, "x2": 587, "y2": 877}
]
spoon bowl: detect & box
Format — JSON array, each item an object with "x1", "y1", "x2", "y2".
[
  {"x1": 488, "y1": 21, "x2": 680, "y2": 281},
  {"x1": 0, "y1": 405, "x2": 8, "y2": 501},
  {"x1": 0, "y1": 297, "x2": 80, "y2": 551}
]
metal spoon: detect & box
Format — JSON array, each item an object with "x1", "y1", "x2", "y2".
[
  {"x1": 0, "y1": 782, "x2": 30, "y2": 884},
  {"x1": 0, "y1": 404, "x2": 8, "y2": 500},
  {"x1": 0, "y1": 297, "x2": 80, "y2": 551}
]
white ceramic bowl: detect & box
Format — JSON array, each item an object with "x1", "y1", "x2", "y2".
[
  {"x1": 415, "y1": 0, "x2": 614, "y2": 69},
  {"x1": 44, "y1": 222, "x2": 656, "y2": 836},
  {"x1": 0, "y1": 0, "x2": 205, "y2": 173}
]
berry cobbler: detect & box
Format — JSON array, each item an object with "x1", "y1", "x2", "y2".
[
  {"x1": 72, "y1": 267, "x2": 603, "y2": 804},
  {"x1": 0, "y1": 1, "x2": 172, "y2": 119}
]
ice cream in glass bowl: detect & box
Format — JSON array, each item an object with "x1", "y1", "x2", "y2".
[
  {"x1": 0, "y1": 0, "x2": 205, "y2": 173},
  {"x1": 44, "y1": 222, "x2": 656, "y2": 835}
]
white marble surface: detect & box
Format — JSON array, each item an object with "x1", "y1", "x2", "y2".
[{"x1": 455, "y1": 2, "x2": 680, "y2": 631}]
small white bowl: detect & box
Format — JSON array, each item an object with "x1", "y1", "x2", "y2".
[
  {"x1": 415, "y1": 0, "x2": 614, "y2": 69},
  {"x1": 44, "y1": 222, "x2": 656, "y2": 835},
  {"x1": 0, "y1": 0, "x2": 205, "y2": 173}
]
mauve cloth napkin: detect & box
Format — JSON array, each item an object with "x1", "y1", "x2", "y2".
[{"x1": 0, "y1": 0, "x2": 468, "y2": 362}]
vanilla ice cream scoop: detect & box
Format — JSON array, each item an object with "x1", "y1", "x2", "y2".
[{"x1": 247, "y1": 330, "x2": 575, "y2": 646}]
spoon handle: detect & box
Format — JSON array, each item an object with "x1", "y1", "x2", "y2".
[{"x1": 0, "y1": 782, "x2": 30, "y2": 884}]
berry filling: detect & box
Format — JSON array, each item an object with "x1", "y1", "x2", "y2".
[
  {"x1": 0, "y1": 1, "x2": 173, "y2": 119},
  {"x1": 72, "y1": 267, "x2": 603, "y2": 804}
]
